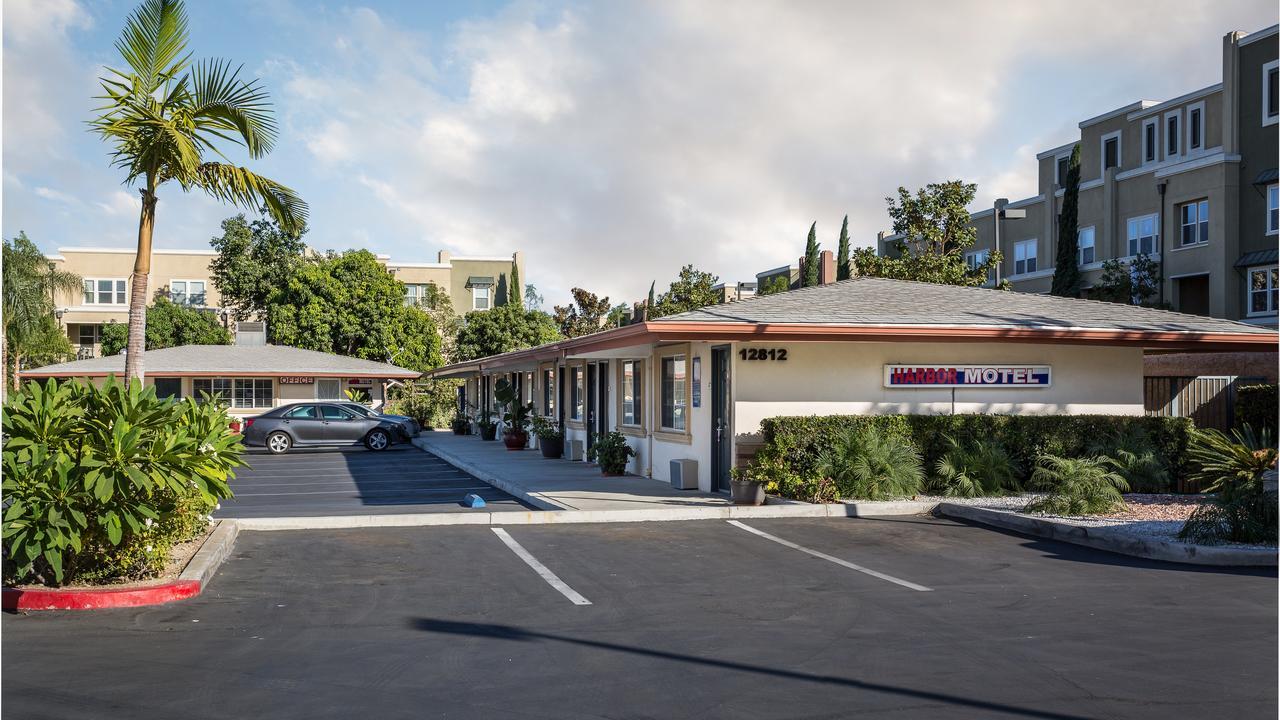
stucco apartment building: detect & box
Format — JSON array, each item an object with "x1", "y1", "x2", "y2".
[
  {"x1": 47, "y1": 247, "x2": 523, "y2": 358},
  {"x1": 876, "y1": 26, "x2": 1279, "y2": 327}
]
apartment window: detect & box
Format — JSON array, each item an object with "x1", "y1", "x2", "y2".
[
  {"x1": 1165, "y1": 112, "x2": 1180, "y2": 159},
  {"x1": 1078, "y1": 227, "x2": 1096, "y2": 265},
  {"x1": 964, "y1": 249, "x2": 989, "y2": 271},
  {"x1": 660, "y1": 355, "x2": 687, "y2": 431},
  {"x1": 569, "y1": 366, "x2": 583, "y2": 420},
  {"x1": 472, "y1": 286, "x2": 490, "y2": 310},
  {"x1": 1142, "y1": 119, "x2": 1157, "y2": 164},
  {"x1": 1265, "y1": 60, "x2": 1279, "y2": 126},
  {"x1": 542, "y1": 369, "x2": 555, "y2": 416},
  {"x1": 1267, "y1": 184, "x2": 1278, "y2": 235},
  {"x1": 193, "y1": 378, "x2": 232, "y2": 403},
  {"x1": 1187, "y1": 103, "x2": 1203, "y2": 151},
  {"x1": 1127, "y1": 214, "x2": 1159, "y2": 256},
  {"x1": 1248, "y1": 266, "x2": 1278, "y2": 315},
  {"x1": 1055, "y1": 155, "x2": 1070, "y2": 187},
  {"x1": 1013, "y1": 240, "x2": 1037, "y2": 276},
  {"x1": 1102, "y1": 132, "x2": 1120, "y2": 171},
  {"x1": 1178, "y1": 200, "x2": 1209, "y2": 246},
  {"x1": 621, "y1": 360, "x2": 642, "y2": 426},
  {"x1": 169, "y1": 280, "x2": 206, "y2": 306},
  {"x1": 403, "y1": 283, "x2": 433, "y2": 307},
  {"x1": 83, "y1": 278, "x2": 126, "y2": 305}
]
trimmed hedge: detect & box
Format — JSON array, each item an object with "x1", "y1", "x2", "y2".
[
  {"x1": 758, "y1": 414, "x2": 1194, "y2": 491},
  {"x1": 1235, "y1": 384, "x2": 1277, "y2": 435}
]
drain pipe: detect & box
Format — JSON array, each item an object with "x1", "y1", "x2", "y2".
[{"x1": 1157, "y1": 181, "x2": 1167, "y2": 307}]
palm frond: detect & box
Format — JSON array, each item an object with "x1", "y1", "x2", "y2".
[
  {"x1": 189, "y1": 59, "x2": 279, "y2": 157},
  {"x1": 113, "y1": 0, "x2": 191, "y2": 94},
  {"x1": 194, "y1": 163, "x2": 308, "y2": 236}
]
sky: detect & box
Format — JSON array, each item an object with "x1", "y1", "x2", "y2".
[{"x1": 3, "y1": 0, "x2": 1276, "y2": 308}]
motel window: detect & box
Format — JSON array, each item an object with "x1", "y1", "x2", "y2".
[
  {"x1": 83, "y1": 278, "x2": 126, "y2": 305},
  {"x1": 1248, "y1": 266, "x2": 1278, "y2": 316},
  {"x1": 1013, "y1": 240, "x2": 1037, "y2": 276},
  {"x1": 1178, "y1": 200, "x2": 1209, "y2": 247},
  {"x1": 169, "y1": 280, "x2": 206, "y2": 306},
  {"x1": 1264, "y1": 60, "x2": 1278, "y2": 126},
  {"x1": 542, "y1": 368, "x2": 555, "y2": 416},
  {"x1": 1142, "y1": 119, "x2": 1157, "y2": 164},
  {"x1": 193, "y1": 378, "x2": 232, "y2": 404},
  {"x1": 1102, "y1": 134, "x2": 1120, "y2": 171},
  {"x1": 1165, "y1": 113, "x2": 1180, "y2": 158},
  {"x1": 660, "y1": 355, "x2": 687, "y2": 432},
  {"x1": 569, "y1": 366, "x2": 583, "y2": 420},
  {"x1": 193, "y1": 378, "x2": 270, "y2": 408},
  {"x1": 472, "y1": 286, "x2": 491, "y2": 310},
  {"x1": 1077, "y1": 227, "x2": 1095, "y2": 266},
  {"x1": 1267, "y1": 184, "x2": 1278, "y2": 235},
  {"x1": 1127, "y1": 214, "x2": 1159, "y2": 256},
  {"x1": 621, "y1": 360, "x2": 642, "y2": 426},
  {"x1": 1188, "y1": 105, "x2": 1203, "y2": 151}
]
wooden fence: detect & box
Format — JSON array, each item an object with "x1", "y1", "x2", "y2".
[{"x1": 1143, "y1": 375, "x2": 1263, "y2": 431}]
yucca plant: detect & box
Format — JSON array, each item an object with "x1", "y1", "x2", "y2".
[
  {"x1": 90, "y1": 0, "x2": 307, "y2": 381},
  {"x1": 1023, "y1": 454, "x2": 1129, "y2": 516},
  {"x1": 817, "y1": 426, "x2": 923, "y2": 500},
  {"x1": 933, "y1": 434, "x2": 1019, "y2": 497},
  {"x1": 1178, "y1": 425, "x2": 1277, "y2": 545}
]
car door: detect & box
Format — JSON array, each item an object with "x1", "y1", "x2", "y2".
[
  {"x1": 320, "y1": 404, "x2": 365, "y2": 443},
  {"x1": 281, "y1": 405, "x2": 325, "y2": 444}
]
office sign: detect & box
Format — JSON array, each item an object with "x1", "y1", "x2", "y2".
[
  {"x1": 279, "y1": 376, "x2": 315, "y2": 384},
  {"x1": 884, "y1": 365, "x2": 1051, "y2": 388}
]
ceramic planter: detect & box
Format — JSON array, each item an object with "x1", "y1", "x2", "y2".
[
  {"x1": 731, "y1": 479, "x2": 765, "y2": 506},
  {"x1": 539, "y1": 436, "x2": 564, "y2": 458},
  {"x1": 503, "y1": 430, "x2": 529, "y2": 450}
]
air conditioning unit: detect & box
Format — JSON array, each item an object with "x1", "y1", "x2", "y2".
[
  {"x1": 670, "y1": 459, "x2": 698, "y2": 490},
  {"x1": 235, "y1": 321, "x2": 267, "y2": 346},
  {"x1": 566, "y1": 439, "x2": 585, "y2": 461}
]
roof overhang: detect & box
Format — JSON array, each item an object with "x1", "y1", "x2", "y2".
[{"x1": 17, "y1": 369, "x2": 422, "y2": 380}]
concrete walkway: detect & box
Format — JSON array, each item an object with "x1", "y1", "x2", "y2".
[{"x1": 412, "y1": 432, "x2": 734, "y2": 512}]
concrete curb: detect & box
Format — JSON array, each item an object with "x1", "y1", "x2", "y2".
[
  {"x1": 937, "y1": 503, "x2": 1279, "y2": 567},
  {"x1": 178, "y1": 519, "x2": 240, "y2": 587}
]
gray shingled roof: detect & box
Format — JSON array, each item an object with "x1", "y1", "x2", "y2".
[
  {"x1": 22, "y1": 345, "x2": 421, "y2": 377},
  {"x1": 659, "y1": 277, "x2": 1275, "y2": 335}
]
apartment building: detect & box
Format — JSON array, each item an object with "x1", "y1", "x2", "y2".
[
  {"x1": 876, "y1": 26, "x2": 1279, "y2": 326},
  {"x1": 48, "y1": 247, "x2": 524, "y2": 358}
]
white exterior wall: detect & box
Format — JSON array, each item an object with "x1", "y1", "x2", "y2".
[{"x1": 648, "y1": 342, "x2": 714, "y2": 491}]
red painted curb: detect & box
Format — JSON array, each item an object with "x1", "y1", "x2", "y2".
[{"x1": 2, "y1": 580, "x2": 201, "y2": 611}]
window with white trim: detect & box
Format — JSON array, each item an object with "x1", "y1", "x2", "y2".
[
  {"x1": 77, "y1": 324, "x2": 100, "y2": 347},
  {"x1": 660, "y1": 355, "x2": 687, "y2": 431},
  {"x1": 964, "y1": 249, "x2": 989, "y2": 271},
  {"x1": 82, "y1": 278, "x2": 126, "y2": 305},
  {"x1": 569, "y1": 366, "x2": 583, "y2": 420},
  {"x1": 1267, "y1": 184, "x2": 1278, "y2": 235},
  {"x1": 169, "y1": 280, "x2": 206, "y2": 306},
  {"x1": 1248, "y1": 266, "x2": 1278, "y2": 316},
  {"x1": 1165, "y1": 111, "x2": 1181, "y2": 159},
  {"x1": 1101, "y1": 132, "x2": 1121, "y2": 172},
  {"x1": 193, "y1": 378, "x2": 232, "y2": 403},
  {"x1": 1178, "y1": 200, "x2": 1209, "y2": 246},
  {"x1": 1141, "y1": 119, "x2": 1157, "y2": 164},
  {"x1": 1078, "y1": 227, "x2": 1096, "y2": 265},
  {"x1": 1013, "y1": 240, "x2": 1037, "y2": 275},
  {"x1": 542, "y1": 368, "x2": 555, "y2": 416},
  {"x1": 193, "y1": 378, "x2": 272, "y2": 408},
  {"x1": 1187, "y1": 102, "x2": 1204, "y2": 151},
  {"x1": 403, "y1": 283, "x2": 434, "y2": 307},
  {"x1": 316, "y1": 378, "x2": 342, "y2": 400},
  {"x1": 1127, "y1": 214, "x2": 1159, "y2": 256},
  {"x1": 472, "y1": 286, "x2": 491, "y2": 310},
  {"x1": 1264, "y1": 60, "x2": 1278, "y2": 127},
  {"x1": 621, "y1": 360, "x2": 642, "y2": 426}
]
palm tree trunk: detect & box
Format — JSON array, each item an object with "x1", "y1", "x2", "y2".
[{"x1": 124, "y1": 187, "x2": 157, "y2": 383}]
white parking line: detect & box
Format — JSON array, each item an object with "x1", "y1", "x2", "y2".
[
  {"x1": 491, "y1": 528, "x2": 592, "y2": 606},
  {"x1": 726, "y1": 520, "x2": 932, "y2": 592},
  {"x1": 235, "y1": 485, "x2": 489, "y2": 497}
]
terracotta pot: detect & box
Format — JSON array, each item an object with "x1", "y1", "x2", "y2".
[{"x1": 503, "y1": 430, "x2": 529, "y2": 450}]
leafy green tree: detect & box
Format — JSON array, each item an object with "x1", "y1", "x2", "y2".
[
  {"x1": 1051, "y1": 144, "x2": 1082, "y2": 297},
  {"x1": 100, "y1": 297, "x2": 231, "y2": 356},
  {"x1": 653, "y1": 265, "x2": 720, "y2": 318},
  {"x1": 209, "y1": 212, "x2": 307, "y2": 321},
  {"x1": 265, "y1": 250, "x2": 442, "y2": 372},
  {"x1": 523, "y1": 284, "x2": 544, "y2": 311},
  {"x1": 836, "y1": 215, "x2": 852, "y2": 281},
  {"x1": 91, "y1": 0, "x2": 307, "y2": 381},
  {"x1": 802, "y1": 222, "x2": 820, "y2": 287},
  {"x1": 3, "y1": 233, "x2": 80, "y2": 388},
  {"x1": 455, "y1": 305, "x2": 561, "y2": 361},
  {"x1": 852, "y1": 181, "x2": 1001, "y2": 288},
  {"x1": 508, "y1": 261, "x2": 522, "y2": 308},
  {"x1": 554, "y1": 288, "x2": 613, "y2": 338},
  {"x1": 1092, "y1": 255, "x2": 1164, "y2": 307},
  {"x1": 757, "y1": 275, "x2": 790, "y2": 296}
]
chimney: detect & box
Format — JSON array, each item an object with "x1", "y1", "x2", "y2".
[
  {"x1": 818, "y1": 250, "x2": 836, "y2": 285},
  {"x1": 437, "y1": 250, "x2": 452, "y2": 264}
]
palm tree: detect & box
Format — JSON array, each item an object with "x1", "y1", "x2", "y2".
[
  {"x1": 90, "y1": 0, "x2": 307, "y2": 381},
  {"x1": 3, "y1": 233, "x2": 82, "y2": 391}
]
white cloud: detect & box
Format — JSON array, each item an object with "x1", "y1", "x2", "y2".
[
  {"x1": 95, "y1": 190, "x2": 141, "y2": 216},
  {"x1": 34, "y1": 186, "x2": 79, "y2": 204}
]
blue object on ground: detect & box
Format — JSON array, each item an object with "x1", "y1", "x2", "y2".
[{"x1": 462, "y1": 493, "x2": 487, "y2": 508}]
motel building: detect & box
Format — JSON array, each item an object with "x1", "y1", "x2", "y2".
[
  {"x1": 17, "y1": 344, "x2": 422, "y2": 417},
  {"x1": 428, "y1": 277, "x2": 1276, "y2": 493}
]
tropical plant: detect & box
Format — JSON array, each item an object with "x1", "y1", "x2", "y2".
[
  {"x1": 100, "y1": 296, "x2": 231, "y2": 356},
  {"x1": 90, "y1": 0, "x2": 307, "y2": 381},
  {"x1": 933, "y1": 435, "x2": 1019, "y2": 497},
  {"x1": 817, "y1": 425, "x2": 924, "y2": 500},
  {"x1": 530, "y1": 415, "x2": 563, "y2": 441},
  {"x1": 494, "y1": 378, "x2": 534, "y2": 433},
  {"x1": 2, "y1": 378, "x2": 243, "y2": 585},
  {"x1": 1090, "y1": 429, "x2": 1170, "y2": 494},
  {"x1": 3, "y1": 233, "x2": 81, "y2": 388},
  {"x1": 1177, "y1": 425, "x2": 1277, "y2": 545},
  {"x1": 1024, "y1": 455, "x2": 1129, "y2": 516},
  {"x1": 587, "y1": 431, "x2": 636, "y2": 474}
]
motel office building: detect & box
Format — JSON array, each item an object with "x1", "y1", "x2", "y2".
[{"x1": 431, "y1": 277, "x2": 1274, "y2": 493}]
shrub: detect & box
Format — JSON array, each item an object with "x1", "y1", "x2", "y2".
[
  {"x1": 1023, "y1": 455, "x2": 1129, "y2": 515},
  {"x1": 2, "y1": 378, "x2": 243, "y2": 586},
  {"x1": 933, "y1": 435, "x2": 1019, "y2": 497},
  {"x1": 1177, "y1": 425, "x2": 1278, "y2": 545},
  {"x1": 817, "y1": 425, "x2": 923, "y2": 500},
  {"x1": 1089, "y1": 428, "x2": 1170, "y2": 494},
  {"x1": 745, "y1": 452, "x2": 838, "y2": 503},
  {"x1": 530, "y1": 416, "x2": 563, "y2": 441},
  {"x1": 587, "y1": 431, "x2": 635, "y2": 474},
  {"x1": 1235, "y1": 384, "x2": 1277, "y2": 436}
]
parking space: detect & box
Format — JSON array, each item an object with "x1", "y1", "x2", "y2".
[
  {"x1": 4, "y1": 516, "x2": 1275, "y2": 719},
  {"x1": 217, "y1": 446, "x2": 531, "y2": 517}
]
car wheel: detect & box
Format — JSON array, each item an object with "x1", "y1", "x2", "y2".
[
  {"x1": 365, "y1": 429, "x2": 390, "y2": 451},
  {"x1": 266, "y1": 431, "x2": 292, "y2": 455}
]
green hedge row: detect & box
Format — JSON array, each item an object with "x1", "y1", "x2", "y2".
[
  {"x1": 1235, "y1": 384, "x2": 1277, "y2": 435},
  {"x1": 758, "y1": 414, "x2": 1194, "y2": 488}
]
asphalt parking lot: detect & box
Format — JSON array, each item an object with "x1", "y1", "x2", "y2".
[
  {"x1": 216, "y1": 446, "x2": 530, "y2": 517},
  {"x1": 4, "y1": 515, "x2": 1275, "y2": 719}
]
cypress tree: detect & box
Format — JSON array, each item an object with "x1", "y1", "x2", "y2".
[
  {"x1": 1051, "y1": 144, "x2": 1082, "y2": 297},
  {"x1": 509, "y1": 261, "x2": 522, "y2": 308},
  {"x1": 645, "y1": 281, "x2": 655, "y2": 320},
  {"x1": 836, "y1": 214, "x2": 851, "y2": 281},
  {"x1": 802, "y1": 222, "x2": 820, "y2": 287}
]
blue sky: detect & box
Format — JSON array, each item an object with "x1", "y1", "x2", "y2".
[{"x1": 4, "y1": 0, "x2": 1276, "y2": 306}]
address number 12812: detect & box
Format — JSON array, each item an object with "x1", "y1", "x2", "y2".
[{"x1": 739, "y1": 348, "x2": 788, "y2": 361}]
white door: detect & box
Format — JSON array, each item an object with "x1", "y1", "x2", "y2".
[{"x1": 316, "y1": 379, "x2": 342, "y2": 400}]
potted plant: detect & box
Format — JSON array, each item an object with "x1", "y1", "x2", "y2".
[
  {"x1": 587, "y1": 431, "x2": 636, "y2": 476},
  {"x1": 494, "y1": 379, "x2": 534, "y2": 450},
  {"x1": 531, "y1": 416, "x2": 564, "y2": 459},
  {"x1": 450, "y1": 412, "x2": 471, "y2": 435},
  {"x1": 476, "y1": 407, "x2": 498, "y2": 441},
  {"x1": 731, "y1": 466, "x2": 765, "y2": 506}
]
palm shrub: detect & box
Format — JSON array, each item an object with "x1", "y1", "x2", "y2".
[
  {"x1": 1089, "y1": 429, "x2": 1170, "y2": 494},
  {"x1": 933, "y1": 435, "x2": 1019, "y2": 497},
  {"x1": 817, "y1": 425, "x2": 923, "y2": 500},
  {"x1": 1024, "y1": 455, "x2": 1129, "y2": 515},
  {"x1": 1178, "y1": 425, "x2": 1278, "y2": 545},
  {"x1": 2, "y1": 378, "x2": 243, "y2": 586}
]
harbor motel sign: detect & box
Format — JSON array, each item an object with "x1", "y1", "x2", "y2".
[{"x1": 883, "y1": 365, "x2": 1052, "y2": 388}]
